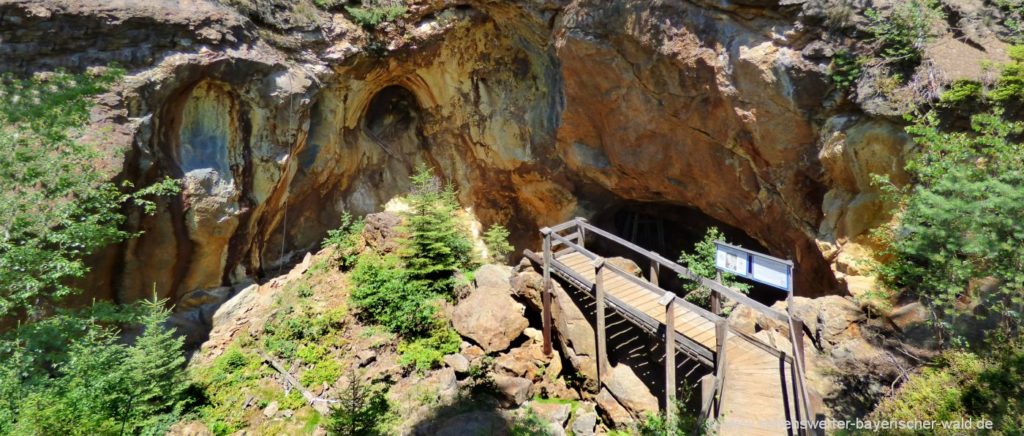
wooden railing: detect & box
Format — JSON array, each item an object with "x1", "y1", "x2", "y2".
[{"x1": 528, "y1": 218, "x2": 815, "y2": 433}]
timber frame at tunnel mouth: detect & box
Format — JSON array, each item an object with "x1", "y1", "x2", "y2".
[{"x1": 524, "y1": 218, "x2": 826, "y2": 435}]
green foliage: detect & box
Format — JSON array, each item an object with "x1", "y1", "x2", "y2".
[
  {"x1": 400, "y1": 164, "x2": 475, "y2": 295},
  {"x1": 350, "y1": 165, "x2": 474, "y2": 340},
  {"x1": 0, "y1": 68, "x2": 179, "y2": 318},
  {"x1": 324, "y1": 211, "x2": 364, "y2": 270},
  {"x1": 871, "y1": 337, "x2": 1024, "y2": 433},
  {"x1": 397, "y1": 324, "x2": 460, "y2": 373},
  {"x1": 313, "y1": 0, "x2": 344, "y2": 9},
  {"x1": 0, "y1": 298, "x2": 188, "y2": 435},
  {"x1": 864, "y1": 0, "x2": 942, "y2": 73},
  {"x1": 300, "y1": 359, "x2": 342, "y2": 388},
  {"x1": 345, "y1": 0, "x2": 407, "y2": 29},
  {"x1": 637, "y1": 385, "x2": 701, "y2": 435},
  {"x1": 510, "y1": 408, "x2": 553, "y2": 436},
  {"x1": 193, "y1": 344, "x2": 273, "y2": 434},
  {"x1": 326, "y1": 370, "x2": 392, "y2": 436},
  {"x1": 996, "y1": 0, "x2": 1024, "y2": 42},
  {"x1": 677, "y1": 227, "x2": 750, "y2": 308},
  {"x1": 262, "y1": 306, "x2": 346, "y2": 360},
  {"x1": 830, "y1": 49, "x2": 864, "y2": 92},
  {"x1": 484, "y1": 223, "x2": 514, "y2": 263},
  {"x1": 350, "y1": 253, "x2": 438, "y2": 337},
  {"x1": 877, "y1": 50, "x2": 1024, "y2": 337}
]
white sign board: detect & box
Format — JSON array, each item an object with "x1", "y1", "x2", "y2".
[
  {"x1": 715, "y1": 244, "x2": 749, "y2": 277},
  {"x1": 714, "y1": 241, "x2": 793, "y2": 292}
]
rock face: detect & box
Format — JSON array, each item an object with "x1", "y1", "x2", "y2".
[
  {"x1": 604, "y1": 364, "x2": 659, "y2": 418},
  {"x1": 451, "y1": 285, "x2": 529, "y2": 353},
  {"x1": 6, "y1": 0, "x2": 1006, "y2": 305}
]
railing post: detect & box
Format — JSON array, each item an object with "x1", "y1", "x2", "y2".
[
  {"x1": 594, "y1": 257, "x2": 608, "y2": 387},
  {"x1": 576, "y1": 217, "x2": 587, "y2": 249},
  {"x1": 649, "y1": 253, "x2": 660, "y2": 287},
  {"x1": 541, "y1": 227, "x2": 553, "y2": 357},
  {"x1": 711, "y1": 271, "x2": 722, "y2": 315},
  {"x1": 660, "y1": 292, "x2": 677, "y2": 429},
  {"x1": 793, "y1": 318, "x2": 806, "y2": 369},
  {"x1": 714, "y1": 318, "x2": 728, "y2": 416}
]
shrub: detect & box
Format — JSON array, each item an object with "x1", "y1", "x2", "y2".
[
  {"x1": 324, "y1": 211, "x2": 364, "y2": 270},
  {"x1": 345, "y1": 0, "x2": 406, "y2": 29},
  {"x1": 350, "y1": 253, "x2": 439, "y2": 337},
  {"x1": 327, "y1": 370, "x2": 392, "y2": 436},
  {"x1": 484, "y1": 224, "x2": 514, "y2": 263},
  {"x1": 830, "y1": 49, "x2": 864, "y2": 92},
  {"x1": 864, "y1": 0, "x2": 943, "y2": 74},
  {"x1": 397, "y1": 324, "x2": 461, "y2": 373},
  {"x1": 300, "y1": 359, "x2": 342, "y2": 388},
  {"x1": 677, "y1": 227, "x2": 750, "y2": 308},
  {"x1": 870, "y1": 337, "x2": 1024, "y2": 433}
]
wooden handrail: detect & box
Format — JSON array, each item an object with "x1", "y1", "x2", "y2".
[{"x1": 575, "y1": 219, "x2": 790, "y2": 322}]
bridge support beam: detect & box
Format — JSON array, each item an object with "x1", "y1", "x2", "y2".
[
  {"x1": 541, "y1": 227, "x2": 553, "y2": 357},
  {"x1": 594, "y1": 257, "x2": 609, "y2": 386}
]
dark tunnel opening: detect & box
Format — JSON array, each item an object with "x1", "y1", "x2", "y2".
[
  {"x1": 363, "y1": 84, "x2": 421, "y2": 142},
  {"x1": 588, "y1": 200, "x2": 792, "y2": 308}
]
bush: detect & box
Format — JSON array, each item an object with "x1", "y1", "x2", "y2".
[
  {"x1": 870, "y1": 337, "x2": 1024, "y2": 433},
  {"x1": 345, "y1": 0, "x2": 406, "y2": 28},
  {"x1": 350, "y1": 253, "x2": 439, "y2": 337},
  {"x1": 0, "y1": 298, "x2": 188, "y2": 435},
  {"x1": 397, "y1": 324, "x2": 461, "y2": 373},
  {"x1": 324, "y1": 211, "x2": 364, "y2": 270},
  {"x1": 864, "y1": 0, "x2": 942, "y2": 74},
  {"x1": 327, "y1": 370, "x2": 392, "y2": 436},
  {"x1": 877, "y1": 49, "x2": 1024, "y2": 338},
  {"x1": 484, "y1": 224, "x2": 514, "y2": 263},
  {"x1": 830, "y1": 49, "x2": 864, "y2": 92},
  {"x1": 677, "y1": 227, "x2": 750, "y2": 308}
]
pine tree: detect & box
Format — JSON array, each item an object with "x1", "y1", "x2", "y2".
[
  {"x1": 400, "y1": 164, "x2": 473, "y2": 295},
  {"x1": 122, "y1": 297, "x2": 188, "y2": 433}
]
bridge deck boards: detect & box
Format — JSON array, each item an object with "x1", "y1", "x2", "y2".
[{"x1": 551, "y1": 247, "x2": 802, "y2": 436}]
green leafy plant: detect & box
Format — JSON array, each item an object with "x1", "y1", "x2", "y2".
[
  {"x1": 484, "y1": 223, "x2": 514, "y2": 263},
  {"x1": 397, "y1": 324, "x2": 461, "y2": 373},
  {"x1": 876, "y1": 46, "x2": 1024, "y2": 341},
  {"x1": 830, "y1": 49, "x2": 865, "y2": 92},
  {"x1": 350, "y1": 253, "x2": 438, "y2": 337},
  {"x1": 324, "y1": 211, "x2": 365, "y2": 270},
  {"x1": 0, "y1": 68, "x2": 179, "y2": 319},
  {"x1": 345, "y1": 0, "x2": 407, "y2": 29},
  {"x1": 677, "y1": 227, "x2": 751, "y2": 308}
]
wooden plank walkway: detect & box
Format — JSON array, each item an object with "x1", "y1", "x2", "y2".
[{"x1": 530, "y1": 218, "x2": 815, "y2": 435}]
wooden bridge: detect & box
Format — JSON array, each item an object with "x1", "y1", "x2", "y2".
[{"x1": 523, "y1": 218, "x2": 819, "y2": 435}]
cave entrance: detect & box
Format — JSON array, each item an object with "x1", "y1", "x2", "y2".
[
  {"x1": 589, "y1": 201, "x2": 788, "y2": 306},
  {"x1": 363, "y1": 85, "x2": 421, "y2": 143}
]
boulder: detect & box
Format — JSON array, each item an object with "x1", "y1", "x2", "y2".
[
  {"x1": 595, "y1": 388, "x2": 634, "y2": 428},
  {"x1": 360, "y1": 212, "x2": 403, "y2": 254},
  {"x1": 605, "y1": 364, "x2": 658, "y2": 417},
  {"x1": 443, "y1": 353, "x2": 470, "y2": 374},
  {"x1": 571, "y1": 412, "x2": 597, "y2": 436},
  {"x1": 494, "y1": 375, "x2": 533, "y2": 407},
  {"x1": 475, "y1": 264, "x2": 513, "y2": 288},
  {"x1": 356, "y1": 350, "x2": 377, "y2": 367},
  {"x1": 452, "y1": 286, "x2": 529, "y2": 353},
  {"x1": 512, "y1": 270, "x2": 598, "y2": 385},
  {"x1": 263, "y1": 401, "x2": 279, "y2": 418},
  {"x1": 432, "y1": 411, "x2": 509, "y2": 436},
  {"x1": 532, "y1": 402, "x2": 571, "y2": 427},
  {"x1": 606, "y1": 257, "x2": 642, "y2": 277},
  {"x1": 166, "y1": 420, "x2": 213, "y2": 436}
]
